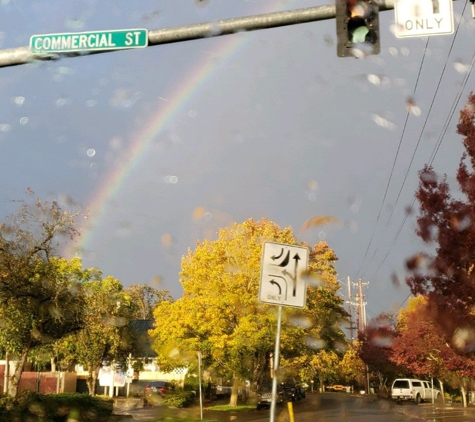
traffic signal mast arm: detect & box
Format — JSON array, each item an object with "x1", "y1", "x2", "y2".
[{"x1": 0, "y1": 1, "x2": 396, "y2": 68}]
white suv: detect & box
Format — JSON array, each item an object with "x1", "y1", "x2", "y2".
[{"x1": 391, "y1": 378, "x2": 425, "y2": 404}]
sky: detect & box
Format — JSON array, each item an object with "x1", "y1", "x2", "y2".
[{"x1": 0, "y1": 0, "x2": 474, "y2": 320}]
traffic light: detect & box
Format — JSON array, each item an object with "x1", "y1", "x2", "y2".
[{"x1": 336, "y1": 0, "x2": 380, "y2": 58}]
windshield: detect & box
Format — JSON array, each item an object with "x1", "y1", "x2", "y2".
[{"x1": 0, "y1": 0, "x2": 473, "y2": 420}]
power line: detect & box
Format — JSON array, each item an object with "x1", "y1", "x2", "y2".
[
  {"x1": 356, "y1": 40, "x2": 430, "y2": 280},
  {"x1": 361, "y1": 2, "x2": 471, "y2": 282},
  {"x1": 384, "y1": 1, "x2": 469, "y2": 225}
]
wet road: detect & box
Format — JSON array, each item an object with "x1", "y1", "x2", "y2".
[{"x1": 112, "y1": 393, "x2": 475, "y2": 422}]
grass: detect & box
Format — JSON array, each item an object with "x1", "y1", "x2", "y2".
[
  {"x1": 147, "y1": 403, "x2": 257, "y2": 422},
  {"x1": 153, "y1": 418, "x2": 219, "y2": 422},
  {"x1": 205, "y1": 404, "x2": 256, "y2": 411}
]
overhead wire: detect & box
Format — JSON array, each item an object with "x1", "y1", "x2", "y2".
[
  {"x1": 383, "y1": 1, "x2": 470, "y2": 226},
  {"x1": 355, "y1": 39, "x2": 430, "y2": 280},
  {"x1": 356, "y1": 39, "x2": 430, "y2": 280},
  {"x1": 365, "y1": 0, "x2": 473, "y2": 284}
]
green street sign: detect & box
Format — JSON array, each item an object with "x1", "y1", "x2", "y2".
[{"x1": 30, "y1": 29, "x2": 148, "y2": 54}]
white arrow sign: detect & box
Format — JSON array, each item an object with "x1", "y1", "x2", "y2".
[
  {"x1": 259, "y1": 242, "x2": 308, "y2": 308},
  {"x1": 394, "y1": 0, "x2": 454, "y2": 38}
]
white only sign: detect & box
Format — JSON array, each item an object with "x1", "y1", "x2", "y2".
[
  {"x1": 394, "y1": 0, "x2": 454, "y2": 38},
  {"x1": 259, "y1": 242, "x2": 309, "y2": 308}
]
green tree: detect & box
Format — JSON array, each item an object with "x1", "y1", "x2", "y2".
[
  {"x1": 150, "y1": 218, "x2": 347, "y2": 406},
  {"x1": 124, "y1": 283, "x2": 173, "y2": 320},
  {"x1": 339, "y1": 342, "x2": 366, "y2": 390},
  {"x1": 54, "y1": 273, "x2": 135, "y2": 395},
  {"x1": 310, "y1": 349, "x2": 340, "y2": 392},
  {"x1": 0, "y1": 195, "x2": 86, "y2": 397}
]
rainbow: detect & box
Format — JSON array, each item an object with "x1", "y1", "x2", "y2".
[{"x1": 65, "y1": 4, "x2": 294, "y2": 258}]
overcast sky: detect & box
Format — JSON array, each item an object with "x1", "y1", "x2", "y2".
[{"x1": 0, "y1": 0, "x2": 474, "y2": 320}]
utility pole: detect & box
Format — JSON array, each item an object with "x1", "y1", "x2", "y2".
[
  {"x1": 0, "y1": 1, "x2": 395, "y2": 68},
  {"x1": 354, "y1": 279, "x2": 369, "y2": 332}
]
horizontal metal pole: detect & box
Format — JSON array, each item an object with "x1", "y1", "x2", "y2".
[{"x1": 0, "y1": 1, "x2": 395, "y2": 68}]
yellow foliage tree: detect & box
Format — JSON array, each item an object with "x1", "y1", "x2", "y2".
[{"x1": 150, "y1": 218, "x2": 347, "y2": 406}]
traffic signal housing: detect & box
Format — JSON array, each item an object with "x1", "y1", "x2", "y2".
[{"x1": 336, "y1": 0, "x2": 380, "y2": 58}]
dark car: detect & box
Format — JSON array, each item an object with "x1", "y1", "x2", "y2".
[
  {"x1": 143, "y1": 381, "x2": 175, "y2": 406},
  {"x1": 256, "y1": 382, "x2": 286, "y2": 410},
  {"x1": 281, "y1": 377, "x2": 305, "y2": 401}
]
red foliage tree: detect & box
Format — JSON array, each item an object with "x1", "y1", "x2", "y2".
[
  {"x1": 358, "y1": 315, "x2": 401, "y2": 393},
  {"x1": 391, "y1": 307, "x2": 448, "y2": 378},
  {"x1": 407, "y1": 93, "x2": 475, "y2": 353}
]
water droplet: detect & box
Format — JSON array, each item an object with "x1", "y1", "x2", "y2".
[
  {"x1": 308, "y1": 180, "x2": 318, "y2": 191},
  {"x1": 371, "y1": 114, "x2": 396, "y2": 130},
  {"x1": 14, "y1": 96, "x2": 25, "y2": 106},
  {"x1": 87, "y1": 148, "x2": 96, "y2": 157},
  {"x1": 0, "y1": 123, "x2": 11, "y2": 132},
  {"x1": 306, "y1": 337, "x2": 326, "y2": 350},
  {"x1": 188, "y1": 109, "x2": 197, "y2": 118},
  {"x1": 19, "y1": 117, "x2": 29, "y2": 125},
  {"x1": 65, "y1": 18, "x2": 85, "y2": 29},
  {"x1": 56, "y1": 98, "x2": 66, "y2": 107},
  {"x1": 454, "y1": 60, "x2": 469, "y2": 74},
  {"x1": 86, "y1": 99, "x2": 97, "y2": 107},
  {"x1": 195, "y1": 0, "x2": 211, "y2": 7},
  {"x1": 367, "y1": 74, "x2": 381, "y2": 86}
]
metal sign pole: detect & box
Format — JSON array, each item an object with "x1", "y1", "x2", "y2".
[
  {"x1": 270, "y1": 305, "x2": 283, "y2": 422},
  {"x1": 198, "y1": 351, "x2": 203, "y2": 421}
]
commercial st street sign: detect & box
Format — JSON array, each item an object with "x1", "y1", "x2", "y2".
[{"x1": 30, "y1": 29, "x2": 148, "y2": 54}]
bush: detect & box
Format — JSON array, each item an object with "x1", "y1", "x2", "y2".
[
  {"x1": 162, "y1": 391, "x2": 196, "y2": 408},
  {"x1": 0, "y1": 392, "x2": 114, "y2": 422}
]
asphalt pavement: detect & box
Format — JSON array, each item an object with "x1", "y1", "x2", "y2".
[{"x1": 109, "y1": 393, "x2": 475, "y2": 422}]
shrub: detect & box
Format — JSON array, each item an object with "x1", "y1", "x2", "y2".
[
  {"x1": 162, "y1": 391, "x2": 196, "y2": 408},
  {"x1": 0, "y1": 392, "x2": 114, "y2": 422}
]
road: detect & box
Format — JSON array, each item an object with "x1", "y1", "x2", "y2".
[{"x1": 112, "y1": 392, "x2": 475, "y2": 422}]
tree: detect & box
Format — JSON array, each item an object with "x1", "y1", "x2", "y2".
[
  {"x1": 391, "y1": 296, "x2": 475, "y2": 405},
  {"x1": 150, "y1": 218, "x2": 347, "y2": 406},
  {"x1": 308, "y1": 349, "x2": 340, "y2": 392},
  {"x1": 0, "y1": 195, "x2": 87, "y2": 397},
  {"x1": 124, "y1": 284, "x2": 173, "y2": 320},
  {"x1": 339, "y1": 342, "x2": 366, "y2": 390},
  {"x1": 406, "y1": 93, "x2": 475, "y2": 405},
  {"x1": 407, "y1": 93, "x2": 475, "y2": 342},
  {"x1": 358, "y1": 316, "x2": 400, "y2": 394},
  {"x1": 54, "y1": 273, "x2": 136, "y2": 395}
]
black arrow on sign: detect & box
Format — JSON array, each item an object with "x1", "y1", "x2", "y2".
[{"x1": 269, "y1": 279, "x2": 282, "y2": 295}]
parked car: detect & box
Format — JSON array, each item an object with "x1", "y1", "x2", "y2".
[
  {"x1": 256, "y1": 382, "x2": 286, "y2": 410},
  {"x1": 143, "y1": 381, "x2": 175, "y2": 406},
  {"x1": 391, "y1": 378, "x2": 441, "y2": 404},
  {"x1": 281, "y1": 377, "x2": 305, "y2": 401}
]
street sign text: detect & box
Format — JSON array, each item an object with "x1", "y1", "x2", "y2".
[
  {"x1": 394, "y1": 0, "x2": 453, "y2": 38},
  {"x1": 30, "y1": 29, "x2": 148, "y2": 54}
]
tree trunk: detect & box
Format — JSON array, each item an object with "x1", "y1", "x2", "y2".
[
  {"x1": 8, "y1": 348, "x2": 29, "y2": 397},
  {"x1": 461, "y1": 385, "x2": 468, "y2": 408},
  {"x1": 438, "y1": 380, "x2": 445, "y2": 404},
  {"x1": 228, "y1": 376, "x2": 240, "y2": 407},
  {"x1": 86, "y1": 365, "x2": 97, "y2": 396}
]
